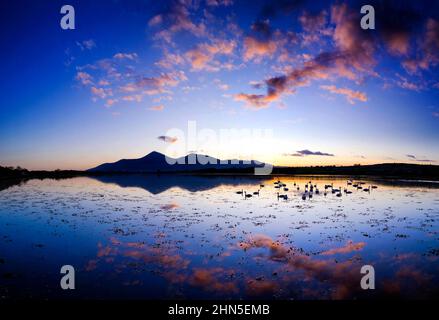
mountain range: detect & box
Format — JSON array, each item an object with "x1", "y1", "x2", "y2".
[{"x1": 87, "y1": 151, "x2": 266, "y2": 173}]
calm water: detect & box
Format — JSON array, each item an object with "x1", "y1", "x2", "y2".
[{"x1": 0, "y1": 175, "x2": 438, "y2": 300}]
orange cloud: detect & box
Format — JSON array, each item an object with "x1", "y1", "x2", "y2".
[
  {"x1": 149, "y1": 105, "x2": 165, "y2": 111},
  {"x1": 186, "y1": 39, "x2": 236, "y2": 71},
  {"x1": 320, "y1": 85, "x2": 367, "y2": 104},
  {"x1": 385, "y1": 32, "x2": 410, "y2": 56},
  {"x1": 234, "y1": 92, "x2": 280, "y2": 109},
  {"x1": 243, "y1": 36, "x2": 277, "y2": 62}
]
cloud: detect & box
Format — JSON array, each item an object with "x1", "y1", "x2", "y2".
[
  {"x1": 395, "y1": 74, "x2": 424, "y2": 91},
  {"x1": 149, "y1": 105, "x2": 165, "y2": 111},
  {"x1": 320, "y1": 85, "x2": 367, "y2": 104},
  {"x1": 137, "y1": 71, "x2": 187, "y2": 95},
  {"x1": 157, "y1": 135, "x2": 178, "y2": 143},
  {"x1": 214, "y1": 79, "x2": 229, "y2": 91},
  {"x1": 148, "y1": 1, "x2": 206, "y2": 43},
  {"x1": 206, "y1": 0, "x2": 233, "y2": 7},
  {"x1": 90, "y1": 86, "x2": 113, "y2": 99},
  {"x1": 401, "y1": 18, "x2": 439, "y2": 74},
  {"x1": 285, "y1": 149, "x2": 334, "y2": 157},
  {"x1": 406, "y1": 154, "x2": 435, "y2": 162},
  {"x1": 235, "y1": 4, "x2": 377, "y2": 109},
  {"x1": 299, "y1": 10, "x2": 331, "y2": 45},
  {"x1": 75, "y1": 71, "x2": 93, "y2": 85},
  {"x1": 234, "y1": 92, "x2": 280, "y2": 110},
  {"x1": 433, "y1": 112, "x2": 439, "y2": 118},
  {"x1": 186, "y1": 39, "x2": 237, "y2": 71},
  {"x1": 235, "y1": 51, "x2": 333, "y2": 108},
  {"x1": 113, "y1": 52, "x2": 138, "y2": 60},
  {"x1": 155, "y1": 51, "x2": 185, "y2": 69},
  {"x1": 122, "y1": 95, "x2": 142, "y2": 102},
  {"x1": 76, "y1": 39, "x2": 96, "y2": 50},
  {"x1": 105, "y1": 99, "x2": 118, "y2": 107},
  {"x1": 243, "y1": 36, "x2": 277, "y2": 62}
]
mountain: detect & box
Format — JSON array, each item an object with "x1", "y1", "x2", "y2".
[{"x1": 87, "y1": 151, "x2": 267, "y2": 173}]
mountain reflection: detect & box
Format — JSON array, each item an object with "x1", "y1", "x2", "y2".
[{"x1": 90, "y1": 174, "x2": 266, "y2": 194}]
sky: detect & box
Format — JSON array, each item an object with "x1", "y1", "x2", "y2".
[{"x1": 0, "y1": 0, "x2": 438, "y2": 170}]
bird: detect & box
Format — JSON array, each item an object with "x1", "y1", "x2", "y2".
[
  {"x1": 277, "y1": 193, "x2": 287, "y2": 200},
  {"x1": 236, "y1": 189, "x2": 244, "y2": 195},
  {"x1": 253, "y1": 190, "x2": 260, "y2": 196},
  {"x1": 283, "y1": 187, "x2": 289, "y2": 191},
  {"x1": 260, "y1": 184, "x2": 265, "y2": 188},
  {"x1": 363, "y1": 186, "x2": 370, "y2": 192},
  {"x1": 371, "y1": 185, "x2": 378, "y2": 189},
  {"x1": 302, "y1": 193, "x2": 307, "y2": 200},
  {"x1": 336, "y1": 192, "x2": 342, "y2": 197},
  {"x1": 244, "y1": 192, "x2": 253, "y2": 198}
]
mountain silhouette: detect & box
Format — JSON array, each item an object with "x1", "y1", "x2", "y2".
[{"x1": 88, "y1": 151, "x2": 266, "y2": 173}]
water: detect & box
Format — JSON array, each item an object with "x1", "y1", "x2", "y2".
[{"x1": 0, "y1": 175, "x2": 438, "y2": 300}]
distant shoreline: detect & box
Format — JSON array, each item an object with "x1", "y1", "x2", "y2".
[{"x1": 1, "y1": 163, "x2": 439, "y2": 183}]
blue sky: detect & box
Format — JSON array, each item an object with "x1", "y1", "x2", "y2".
[{"x1": 0, "y1": 0, "x2": 438, "y2": 170}]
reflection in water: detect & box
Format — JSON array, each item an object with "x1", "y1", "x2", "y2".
[
  {"x1": 0, "y1": 175, "x2": 438, "y2": 299},
  {"x1": 92, "y1": 174, "x2": 267, "y2": 194}
]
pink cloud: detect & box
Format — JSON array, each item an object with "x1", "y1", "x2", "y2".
[
  {"x1": 75, "y1": 71, "x2": 93, "y2": 86},
  {"x1": 299, "y1": 10, "x2": 332, "y2": 45},
  {"x1": 243, "y1": 36, "x2": 277, "y2": 62},
  {"x1": 385, "y1": 32, "x2": 411, "y2": 56},
  {"x1": 148, "y1": 1, "x2": 206, "y2": 43},
  {"x1": 113, "y1": 52, "x2": 138, "y2": 60},
  {"x1": 149, "y1": 105, "x2": 165, "y2": 111},
  {"x1": 402, "y1": 18, "x2": 439, "y2": 74},
  {"x1": 122, "y1": 95, "x2": 142, "y2": 102},
  {"x1": 320, "y1": 85, "x2": 367, "y2": 104},
  {"x1": 186, "y1": 39, "x2": 237, "y2": 71},
  {"x1": 234, "y1": 92, "x2": 280, "y2": 110},
  {"x1": 155, "y1": 51, "x2": 185, "y2": 69},
  {"x1": 90, "y1": 86, "x2": 113, "y2": 99}
]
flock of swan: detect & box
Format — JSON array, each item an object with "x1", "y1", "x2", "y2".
[{"x1": 235, "y1": 180, "x2": 378, "y2": 201}]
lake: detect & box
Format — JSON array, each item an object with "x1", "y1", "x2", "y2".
[{"x1": 1, "y1": 175, "x2": 438, "y2": 299}]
